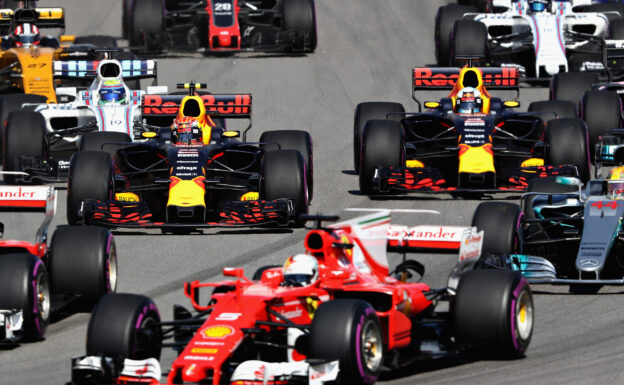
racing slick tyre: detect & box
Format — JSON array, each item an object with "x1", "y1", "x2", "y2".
[
  {"x1": 472, "y1": 202, "x2": 522, "y2": 258},
  {"x1": 49, "y1": 226, "x2": 117, "y2": 307},
  {"x1": 79, "y1": 132, "x2": 132, "y2": 159},
  {"x1": 0, "y1": 253, "x2": 50, "y2": 341},
  {"x1": 359, "y1": 120, "x2": 404, "y2": 195},
  {"x1": 3, "y1": 111, "x2": 46, "y2": 185},
  {"x1": 353, "y1": 102, "x2": 405, "y2": 174},
  {"x1": 545, "y1": 118, "x2": 591, "y2": 182},
  {"x1": 550, "y1": 72, "x2": 598, "y2": 110},
  {"x1": 261, "y1": 150, "x2": 309, "y2": 223},
  {"x1": 310, "y1": 299, "x2": 383, "y2": 385},
  {"x1": 0, "y1": 93, "x2": 47, "y2": 162},
  {"x1": 283, "y1": 0, "x2": 317, "y2": 53},
  {"x1": 260, "y1": 130, "x2": 313, "y2": 201},
  {"x1": 580, "y1": 90, "x2": 621, "y2": 153},
  {"x1": 451, "y1": 20, "x2": 487, "y2": 66},
  {"x1": 67, "y1": 151, "x2": 114, "y2": 225},
  {"x1": 524, "y1": 176, "x2": 577, "y2": 220},
  {"x1": 87, "y1": 293, "x2": 162, "y2": 360},
  {"x1": 74, "y1": 35, "x2": 118, "y2": 47},
  {"x1": 454, "y1": 269, "x2": 533, "y2": 358},
  {"x1": 527, "y1": 100, "x2": 577, "y2": 124},
  {"x1": 129, "y1": 0, "x2": 164, "y2": 51},
  {"x1": 435, "y1": 5, "x2": 477, "y2": 66}
]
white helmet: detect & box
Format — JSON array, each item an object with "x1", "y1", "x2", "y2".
[{"x1": 283, "y1": 254, "x2": 319, "y2": 286}]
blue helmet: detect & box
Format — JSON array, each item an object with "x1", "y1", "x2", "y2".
[
  {"x1": 529, "y1": 0, "x2": 551, "y2": 13},
  {"x1": 99, "y1": 80, "x2": 127, "y2": 105}
]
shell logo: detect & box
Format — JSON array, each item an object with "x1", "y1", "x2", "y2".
[{"x1": 201, "y1": 325, "x2": 234, "y2": 339}]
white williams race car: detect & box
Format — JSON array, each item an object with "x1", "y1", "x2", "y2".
[
  {"x1": 2, "y1": 58, "x2": 167, "y2": 184},
  {"x1": 437, "y1": 0, "x2": 624, "y2": 79}
]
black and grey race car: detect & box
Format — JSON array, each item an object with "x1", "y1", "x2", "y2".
[
  {"x1": 472, "y1": 175, "x2": 624, "y2": 286},
  {"x1": 122, "y1": 0, "x2": 316, "y2": 54}
]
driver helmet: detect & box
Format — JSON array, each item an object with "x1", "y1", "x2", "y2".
[
  {"x1": 528, "y1": 0, "x2": 551, "y2": 13},
  {"x1": 607, "y1": 180, "x2": 624, "y2": 200},
  {"x1": 456, "y1": 87, "x2": 483, "y2": 114},
  {"x1": 283, "y1": 254, "x2": 319, "y2": 287},
  {"x1": 13, "y1": 23, "x2": 40, "y2": 48},
  {"x1": 99, "y1": 80, "x2": 127, "y2": 105},
  {"x1": 171, "y1": 116, "x2": 203, "y2": 144}
]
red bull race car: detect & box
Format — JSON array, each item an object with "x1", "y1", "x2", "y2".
[
  {"x1": 69, "y1": 210, "x2": 533, "y2": 385},
  {"x1": 66, "y1": 83, "x2": 312, "y2": 229},
  {"x1": 0, "y1": 185, "x2": 116, "y2": 342},
  {"x1": 122, "y1": 0, "x2": 316, "y2": 54},
  {"x1": 354, "y1": 63, "x2": 591, "y2": 195}
]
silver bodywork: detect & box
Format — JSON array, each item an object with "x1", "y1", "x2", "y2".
[{"x1": 465, "y1": 0, "x2": 614, "y2": 77}]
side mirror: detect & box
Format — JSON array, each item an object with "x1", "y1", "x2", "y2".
[
  {"x1": 141, "y1": 131, "x2": 158, "y2": 139},
  {"x1": 222, "y1": 131, "x2": 240, "y2": 138},
  {"x1": 424, "y1": 101, "x2": 440, "y2": 109},
  {"x1": 60, "y1": 35, "x2": 76, "y2": 43},
  {"x1": 503, "y1": 100, "x2": 520, "y2": 108},
  {"x1": 223, "y1": 267, "x2": 245, "y2": 278}
]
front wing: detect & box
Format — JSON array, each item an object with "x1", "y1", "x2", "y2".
[
  {"x1": 510, "y1": 254, "x2": 624, "y2": 285},
  {"x1": 370, "y1": 164, "x2": 578, "y2": 194},
  {"x1": 79, "y1": 199, "x2": 295, "y2": 228}
]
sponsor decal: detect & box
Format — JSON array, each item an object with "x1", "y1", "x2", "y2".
[
  {"x1": 190, "y1": 348, "x2": 218, "y2": 354},
  {"x1": 459, "y1": 229, "x2": 483, "y2": 262},
  {"x1": 183, "y1": 355, "x2": 214, "y2": 361},
  {"x1": 240, "y1": 192, "x2": 259, "y2": 201},
  {"x1": 0, "y1": 186, "x2": 48, "y2": 200},
  {"x1": 406, "y1": 159, "x2": 424, "y2": 168},
  {"x1": 115, "y1": 192, "x2": 140, "y2": 202},
  {"x1": 413, "y1": 67, "x2": 518, "y2": 88},
  {"x1": 580, "y1": 259, "x2": 599, "y2": 267},
  {"x1": 464, "y1": 118, "x2": 485, "y2": 126},
  {"x1": 143, "y1": 94, "x2": 251, "y2": 115},
  {"x1": 215, "y1": 312, "x2": 241, "y2": 321},
  {"x1": 201, "y1": 325, "x2": 234, "y2": 339},
  {"x1": 279, "y1": 308, "x2": 303, "y2": 319},
  {"x1": 521, "y1": 158, "x2": 544, "y2": 168}
]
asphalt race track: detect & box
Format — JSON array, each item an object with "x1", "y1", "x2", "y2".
[{"x1": 1, "y1": 1, "x2": 624, "y2": 384}]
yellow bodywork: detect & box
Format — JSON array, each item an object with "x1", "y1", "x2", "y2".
[
  {"x1": 609, "y1": 166, "x2": 624, "y2": 180},
  {"x1": 458, "y1": 144, "x2": 495, "y2": 174},
  {"x1": 0, "y1": 47, "x2": 59, "y2": 102},
  {"x1": 406, "y1": 160, "x2": 424, "y2": 168},
  {"x1": 521, "y1": 158, "x2": 545, "y2": 169},
  {"x1": 167, "y1": 176, "x2": 206, "y2": 208}
]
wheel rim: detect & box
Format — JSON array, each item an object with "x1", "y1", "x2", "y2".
[
  {"x1": 515, "y1": 290, "x2": 533, "y2": 341},
  {"x1": 134, "y1": 315, "x2": 159, "y2": 359},
  {"x1": 36, "y1": 272, "x2": 50, "y2": 322},
  {"x1": 108, "y1": 242, "x2": 118, "y2": 293},
  {"x1": 361, "y1": 319, "x2": 383, "y2": 372}
]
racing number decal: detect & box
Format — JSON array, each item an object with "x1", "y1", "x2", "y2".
[
  {"x1": 214, "y1": 2, "x2": 232, "y2": 11},
  {"x1": 591, "y1": 201, "x2": 618, "y2": 210}
]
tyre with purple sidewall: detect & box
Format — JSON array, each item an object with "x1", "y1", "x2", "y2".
[
  {"x1": 0, "y1": 253, "x2": 50, "y2": 340},
  {"x1": 309, "y1": 299, "x2": 383, "y2": 385},
  {"x1": 454, "y1": 269, "x2": 534, "y2": 358},
  {"x1": 87, "y1": 293, "x2": 162, "y2": 360}
]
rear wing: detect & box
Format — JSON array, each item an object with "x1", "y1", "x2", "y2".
[
  {"x1": 412, "y1": 67, "x2": 520, "y2": 91},
  {"x1": 53, "y1": 59, "x2": 157, "y2": 80},
  {"x1": 141, "y1": 94, "x2": 252, "y2": 119},
  {"x1": 0, "y1": 185, "x2": 56, "y2": 245},
  {"x1": 0, "y1": 7, "x2": 65, "y2": 29}
]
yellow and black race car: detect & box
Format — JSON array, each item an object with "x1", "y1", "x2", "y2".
[{"x1": 355, "y1": 63, "x2": 591, "y2": 195}]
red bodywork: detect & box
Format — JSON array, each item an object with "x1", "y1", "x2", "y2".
[
  {"x1": 205, "y1": 0, "x2": 242, "y2": 50},
  {"x1": 123, "y1": 212, "x2": 465, "y2": 385}
]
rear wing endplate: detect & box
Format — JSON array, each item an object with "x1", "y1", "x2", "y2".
[{"x1": 0, "y1": 185, "x2": 56, "y2": 245}]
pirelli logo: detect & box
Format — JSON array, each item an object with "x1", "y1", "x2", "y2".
[{"x1": 412, "y1": 67, "x2": 519, "y2": 88}]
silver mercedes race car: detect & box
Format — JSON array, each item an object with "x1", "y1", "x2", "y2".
[
  {"x1": 436, "y1": 0, "x2": 624, "y2": 79},
  {"x1": 472, "y1": 175, "x2": 624, "y2": 287}
]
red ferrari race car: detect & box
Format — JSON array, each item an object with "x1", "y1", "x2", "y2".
[
  {"x1": 122, "y1": 0, "x2": 316, "y2": 54},
  {"x1": 354, "y1": 62, "x2": 591, "y2": 195},
  {"x1": 69, "y1": 210, "x2": 534, "y2": 385},
  {"x1": 0, "y1": 185, "x2": 116, "y2": 343}
]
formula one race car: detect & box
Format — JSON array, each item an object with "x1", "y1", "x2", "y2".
[
  {"x1": 436, "y1": 0, "x2": 624, "y2": 79},
  {"x1": 68, "y1": 210, "x2": 533, "y2": 385},
  {"x1": 66, "y1": 83, "x2": 313, "y2": 229},
  {"x1": 472, "y1": 175, "x2": 624, "y2": 286},
  {"x1": 122, "y1": 0, "x2": 316, "y2": 54},
  {"x1": 354, "y1": 64, "x2": 590, "y2": 195},
  {"x1": 2, "y1": 57, "x2": 160, "y2": 184},
  {"x1": 0, "y1": 185, "x2": 116, "y2": 342}
]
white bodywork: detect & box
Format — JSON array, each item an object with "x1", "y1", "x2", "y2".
[
  {"x1": 26, "y1": 59, "x2": 165, "y2": 144},
  {"x1": 470, "y1": 0, "x2": 612, "y2": 77}
]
